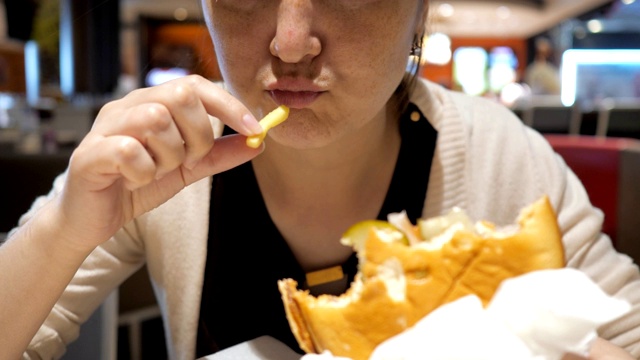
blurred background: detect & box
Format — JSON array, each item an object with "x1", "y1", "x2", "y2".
[{"x1": 0, "y1": 0, "x2": 639, "y2": 359}]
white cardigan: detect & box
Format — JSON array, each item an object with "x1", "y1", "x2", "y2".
[{"x1": 20, "y1": 79, "x2": 640, "y2": 359}]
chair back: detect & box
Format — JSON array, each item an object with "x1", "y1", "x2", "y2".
[
  {"x1": 64, "y1": 291, "x2": 118, "y2": 360},
  {"x1": 518, "y1": 95, "x2": 582, "y2": 135},
  {"x1": 0, "y1": 151, "x2": 71, "y2": 233},
  {"x1": 596, "y1": 98, "x2": 640, "y2": 139},
  {"x1": 545, "y1": 135, "x2": 640, "y2": 263}
]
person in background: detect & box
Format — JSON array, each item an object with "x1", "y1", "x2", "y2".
[
  {"x1": 1, "y1": 1, "x2": 639, "y2": 359},
  {"x1": 524, "y1": 37, "x2": 562, "y2": 95}
]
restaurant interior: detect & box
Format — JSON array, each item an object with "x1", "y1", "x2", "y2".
[{"x1": 1, "y1": 0, "x2": 639, "y2": 359}]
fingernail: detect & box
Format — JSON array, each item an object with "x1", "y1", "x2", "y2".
[{"x1": 242, "y1": 113, "x2": 263, "y2": 135}]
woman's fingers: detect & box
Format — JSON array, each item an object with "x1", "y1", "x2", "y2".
[
  {"x1": 73, "y1": 132, "x2": 262, "y2": 195},
  {"x1": 72, "y1": 135, "x2": 157, "y2": 191},
  {"x1": 185, "y1": 78, "x2": 264, "y2": 135},
  {"x1": 124, "y1": 75, "x2": 262, "y2": 136},
  {"x1": 184, "y1": 134, "x2": 263, "y2": 185},
  {"x1": 93, "y1": 75, "x2": 262, "y2": 177},
  {"x1": 118, "y1": 103, "x2": 187, "y2": 178},
  {"x1": 164, "y1": 82, "x2": 215, "y2": 169},
  {"x1": 65, "y1": 132, "x2": 261, "y2": 241},
  {"x1": 50, "y1": 75, "x2": 267, "y2": 248}
]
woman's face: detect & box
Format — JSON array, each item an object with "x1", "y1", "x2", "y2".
[{"x1": 203, "y1": 0, "x2": 428, "y2": 149}]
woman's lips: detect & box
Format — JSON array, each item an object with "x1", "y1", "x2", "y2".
[{"x1": 269, "y1": 90, "x2": 323, "y2": 109}]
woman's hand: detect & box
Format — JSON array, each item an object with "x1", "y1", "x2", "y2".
[
  {"x1": 588, "y1": 338, "x2": 635, "y2": 359},
  {"x1": 562, "y1": 338, "x2": 635, "y2": 360},
  {"x1": 0, "y1": 75, "x2": 264, "y2": 358},
  {"x1": 59, "y1": 75, "x2": 263, "y2": 251}
]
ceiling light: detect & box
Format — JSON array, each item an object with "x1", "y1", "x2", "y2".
[
  {"x1": 438, "y1": 3, "x2": 455, "y2": 18},
  {"x1": 587, "y1": 19, "x2": 603, "y2": 33},
  {"x1": 496, "y1": 6, "x2": 511, "y2": 20},
  {"x1": 423, "y1": 32, "x2": 452, "y2": 66},
  {"x1": 621, "y1": 0, "x2": 635, "y2": 5},
  {"x1": 174, "y1": 7, "x2": 188, "y2": 21}
]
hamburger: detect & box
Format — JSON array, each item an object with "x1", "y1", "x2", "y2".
[{"x1": 278, "y1": 195, "x2": 565, "y2": 360}]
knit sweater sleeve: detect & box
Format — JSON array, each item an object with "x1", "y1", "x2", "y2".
[
  {"x1": 549, "y1": 144, "x2": 640, "y2": 357},
  {"x1": 418, "y1": 81, "x2": 640, "y2": 356},
  {"x1": 483, "y1": 105, "x2": 640, "y2": 357},
  {"x1": 13, "y1": 172, "x2": 147, "y2": 359},
  {"x1": 477, "y1": 100, "x2": 640, "y2": 357}
]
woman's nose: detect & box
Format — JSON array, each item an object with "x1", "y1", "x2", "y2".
[{"x1": 270, "y1": 1, "x2": 321, "y2": 63}]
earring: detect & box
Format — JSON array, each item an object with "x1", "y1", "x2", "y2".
[{"x1": 410, "y1": 34, "x2": 422, "y2": 58}]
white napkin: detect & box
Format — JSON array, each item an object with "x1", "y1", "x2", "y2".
[
  {"x1": 371, "y1": 295, "x2": 533, "y2": 360},
  {"x1": 485, "y1": 268, "x2": 631, "y2": 360},
  {"x1": 302, "y1": 268, "x2": 631, "y2": 360}
]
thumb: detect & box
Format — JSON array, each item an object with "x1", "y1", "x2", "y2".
[{"x1": 183, "y1": 134, "x2": 263, "y2": 185}]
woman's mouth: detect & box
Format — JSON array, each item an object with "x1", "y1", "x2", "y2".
[{"x1": 269, "y1": 90, "x2": 323, "y2": 109}]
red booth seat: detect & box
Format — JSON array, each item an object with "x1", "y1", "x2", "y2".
[{"x1": 544, "y1": 135, "x2": 640, "y2": 263}]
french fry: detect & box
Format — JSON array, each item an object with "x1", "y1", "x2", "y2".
[{"x1": 246, "y1": 105, "x2": 290, "y2": 148}]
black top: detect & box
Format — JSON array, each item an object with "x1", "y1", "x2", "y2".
[{"x1": 196, "y1": 103, "x2": 437, "y2": 357}]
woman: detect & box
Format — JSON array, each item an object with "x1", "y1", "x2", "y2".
[{"x1": 1, "y1": 1, "x2": 639, "y2": 359}]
